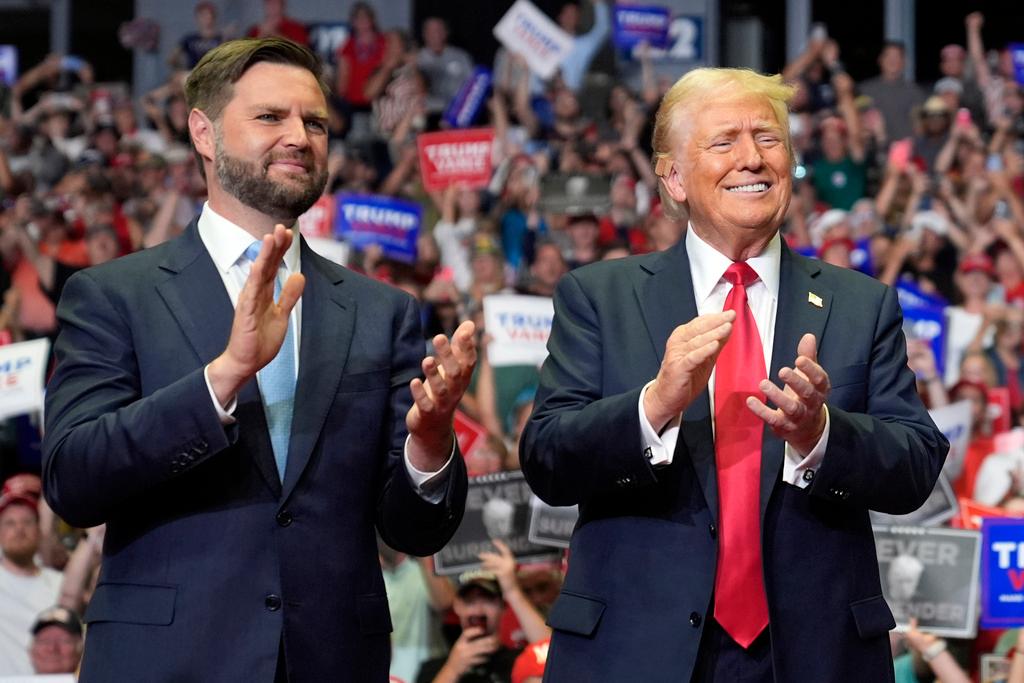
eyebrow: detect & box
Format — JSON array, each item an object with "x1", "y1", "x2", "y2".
[
  {"x1": 706, "y1": 121, "x2": 783, "y2": 137},
  {"x1": 249, "y1": 105, "x2": 329, "y2": 122}
]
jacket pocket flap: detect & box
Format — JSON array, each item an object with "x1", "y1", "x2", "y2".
[
  {"x1": 547, "y1": 591, "x2": 606, "y2": 637},
  {"x1": 356, "y1": 594, "x2": 393, "y2": 634},
  {"x1": 849, "y1": 594, "x2": 895, "y2": 639},
  {"x1": 85, "y1": 582, "x2": 176, "y2": 626}
]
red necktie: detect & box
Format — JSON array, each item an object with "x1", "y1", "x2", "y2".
[{"x1": 712, "y1": 261, "x2": 769, "y2": 648}]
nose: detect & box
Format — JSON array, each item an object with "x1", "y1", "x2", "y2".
[
  {"x1": 732, "y1": 132, "x2": 765, "y2": 172},
  {"x1": 280, "y1": 115, "x2": 310, "y2": 149}
]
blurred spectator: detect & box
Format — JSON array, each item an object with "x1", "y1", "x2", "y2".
[
  {"x1": 246, "y1": 0, "x2": 308, "y2": 45},
  {"x1": 417, "y1": 17, "x2": 473, "y2": 115},
  {"x1": 857, "y1": 41, "x2": 928, "y2": 142},
  {"x1": 810, "y1": 72, "x2": 867, "y2": 211},
  {"x1": 551, "y1": 0, "x2": 610, "y2": 93},
  {"x1": 169, "y1": 1, "x2": 224, "y2": 70},
  {"x1": 27, "y1": 606, "x2": 82, "y2": 675},
  {"x1": 335, "y1": 2, "x2": 387, "y2": 142},
  {"x1": 782, "y1": 33, "x2": 840, "y2": 115},
  {"x1": 379, "y1": 538, "x2": 454, "y2": 683},
  {"x1": 415, "y1": 568, "x2": 523, "y2": 683},
  {"x1": 950, "y1": 374, "x2": 997, "y2": 499},
  {"x1": 914, "y1": 96, "x2": 953, "y2": 173},
  {"x1": 510, "y1": 638, "x2": 549, "y2": 683},
  {"x1": 564, "y1": 214, "x2": 600, "y2": 269},
  {"x1": 518, "y1": 240, "x2": 567, "y2": 298},
  {"x1": 892, "y1": 618, "x2": 971, "y2": 683},
  {"x1": 0, "y1": 484, "x2": 61, "y2": 675},
  {"x1": 944, "y1": 253, "x2": 996, "y2": 385}
]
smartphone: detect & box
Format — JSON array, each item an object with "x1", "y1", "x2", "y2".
[
  {"x1": 956, "y1": 108, "x2": 972, "y2": 130},
  {"x1": 466, "y1": 614, "x2": 486, "y2": 637},
  {"x1": 888, "y1": 139, "x2": 912, "y2": 171},
  {"x1": 987, "y1": 153, "x2": 1005, "y2": 173},
  {"x1": 810, "y1": 23, "x2": 828, "y2": 42}
]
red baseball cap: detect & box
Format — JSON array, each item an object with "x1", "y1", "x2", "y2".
[
  {"x1": 959, "y1": 253, "x2": 994, "y2": 278},
  {"x1": 0, "y1": 493, "x2": 38, "y2": 517}
]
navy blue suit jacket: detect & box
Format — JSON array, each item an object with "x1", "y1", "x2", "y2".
[
  {"x1": 42, "y1": 221, "x2": 467, "y2": 682},
  {"x1": 520, "y1": 238, "x2": 947, "y2": 682}
]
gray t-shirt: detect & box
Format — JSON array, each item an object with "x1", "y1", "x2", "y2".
[
  {"x1": 858, "y1": 76, "x2": 928, "y2": 141},
  {"x1": 417, "y1": 46, "x2": 474, "y2": 113}
]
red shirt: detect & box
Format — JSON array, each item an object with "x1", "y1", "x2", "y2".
[
  {"x1": 337, "y1": 33, "x2": 387, "y2": 106},
  {"x1": 246, "y1": 17, "x2": 308, "y2": 46}
]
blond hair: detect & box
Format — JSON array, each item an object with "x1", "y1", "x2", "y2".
[{"x1": 651, "y1": 68, "x2": 796, "y2": 219}]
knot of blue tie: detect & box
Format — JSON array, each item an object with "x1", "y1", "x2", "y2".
[{"x1": 244, "y1": 240, "x2": 263, "y2": 263}]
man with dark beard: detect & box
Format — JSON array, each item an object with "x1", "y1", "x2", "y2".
[{"x1": 41, "y1": 38, "x2": 473, "y2": 682}]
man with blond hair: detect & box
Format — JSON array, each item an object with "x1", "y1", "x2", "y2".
[{"x1": 520, "y1": 67, "x2": 947, "y2": 682}]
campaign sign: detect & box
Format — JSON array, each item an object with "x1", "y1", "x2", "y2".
[
  {"x1": 493, "y1": 0, "x2": 574, "y2": 80},
  {"x1": 539, "y1": 173, "x2": 613, "y2": 215},
  {"x1": 632, "y1": 15, "x2": 703, "y2": 61},
  {"x1": 929, "y1": 400, "x2": 973, "y2": 482},
  {"x1": 897, "y1": 282, "x2": 948, "y2": 378},
  {"x1": 955, "y1": 497, "x2": 1019, "y2": 531},
  {"x1": 0, "y1": 45, "x2": 17, "y2": 86},
  {"x1": 870, "y1": 474, "x2": 958, "y2": 528},
  {"x1": 298, "y1": 193, "x2": 336, "y2": 239},
  {"x1": 433, "y1": 471, "x2": 562, "y2": 576},
  {"x1": 334, "y1": 194, "x2": 420, "y2": 264},
  {"x1": 981, "y1": 518, "x2": 1024, "y2": 627},
  {"x1": 0, "y1": 339, "x2": 50, "y2": 420},
  {"x1": 444, "y1": 67, "x2": 493, "y2": 129},
  {"x1": 417, "y1": 128, "x2": 494, "y2": 192},
  {"x1": 527, "y1": 496, "x2": 579, "y2": 549},
  {"x1": 308, "y1": 22, "x2": 349, "y2": 64},
  {"x1": 454, "y1": 409, "x2": 488, "y2": 460},
  {"x1": 613, "y1": 5, "x2": 671, "y2": 51},
  {"x1": 1010, "y1": 44, "x2": 1024, "y2": 87},
  {"x1": 874, "y1": 525, "x2": 981, "y2": 638},
  {"x1": 483, "y1": 294, "x2": 554, "y2": 367}
]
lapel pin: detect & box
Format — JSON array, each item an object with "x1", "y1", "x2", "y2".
[{"x1": 808, "y1": 292, "x2": 823, "y2": 308}]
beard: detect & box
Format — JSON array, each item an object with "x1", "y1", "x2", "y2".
[{"x1": 214, "y1": 133, "x2": 327, "y2": 221}]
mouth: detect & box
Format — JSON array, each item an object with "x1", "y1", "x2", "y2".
[
  {"x1": 726, "y1": 182, "x2": 771, "y2": 194},
  {"x1": 267, "y1": 158, "x2": 310, "y2": 174}
]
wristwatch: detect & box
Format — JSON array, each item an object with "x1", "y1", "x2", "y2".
[{"x1": 922, "y1": 639, "x2": 948, "y2": 662}]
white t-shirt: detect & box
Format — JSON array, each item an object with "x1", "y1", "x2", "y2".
[{"x1": 0, "y1": 564, "x2": 63, "y2": 675}]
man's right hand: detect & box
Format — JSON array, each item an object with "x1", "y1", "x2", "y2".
[
  {"x1": 643, "y1": 311, "x2": 735, "y2": 432},
  {"x1": 441, "y1": 627, "x2": 499, "y2": 678},
  {"x1": 207, "y1": 224, "x2": 305, "y2": 408}
]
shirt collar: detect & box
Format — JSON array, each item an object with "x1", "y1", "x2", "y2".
[
  {"x1": 685, "y1": 225, "x2": 781, "y2": 306},
  {"x1": 197, "y1": 202, "x2": 301, "y2": 274}
]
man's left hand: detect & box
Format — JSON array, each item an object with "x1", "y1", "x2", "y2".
[
  {"x1": 746, "y1": 333, "x2": 829, "y2": 455},
  {"x1": 406, "y1": 320, "x2": 478, "y2": 470}
]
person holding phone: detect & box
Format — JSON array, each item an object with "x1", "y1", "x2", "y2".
[{"x1": 416, "y1": 572, "x2": 522, "y2": 683}]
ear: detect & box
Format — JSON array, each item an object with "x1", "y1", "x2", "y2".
[
  {"x1": 188, "y1": 108, "x2": 215, "y2": 171},
  {"x1": 659, "y1": 162, "x2": 687, "y2": 205}
]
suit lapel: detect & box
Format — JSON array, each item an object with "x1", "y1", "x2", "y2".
[
  {"x1": 155, "y1": 221, "x2": 282, "y2": 497},
  {"x1": 281, "y1": 240, "x2": 356, "y2": 502},
  {"x1": 636, "y1": 239, "x2": 719, "y2": 523},
  {"x1": 761, "y1": 244, "x2": 832, "y2": 519}
]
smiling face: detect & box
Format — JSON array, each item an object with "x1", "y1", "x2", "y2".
[
  {"x1": 206, "y1": 61, "x2": 329, "y2": 221},
  {"x1": 662, "y1": 92, "x2": 792, "y2": 258}
]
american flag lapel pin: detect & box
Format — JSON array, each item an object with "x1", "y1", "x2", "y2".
[{"x1": 808, "y1": 292, "x2": 823, "y2": 308}]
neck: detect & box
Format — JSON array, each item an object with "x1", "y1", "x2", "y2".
[
  {"x1": 1, "y1": 555, "x2": 38, "y2": 577},
  {"x1": 205, "y1": 182, "x2": 295, "y2": 239},
  {"x1": 690, "y1": 222, "x2": 775, "y2": 261}
]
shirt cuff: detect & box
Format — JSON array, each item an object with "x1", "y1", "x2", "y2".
[
  {"x1": 204, "y1": 364, "x2": 237, "y2": 426},
  {"x1": 638, "y1": 380, "x2": 680, "y2": 467},
  {"x1": 404, "y1": 435, "x2": 455, "y2": 504},
  {"x1": 782, "y1": 406, "x2": 830, "y2": 489}
]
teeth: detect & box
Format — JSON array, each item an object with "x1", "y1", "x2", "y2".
[{"x1": 728, "y1": 183, "x2": 768, "y2": 193}]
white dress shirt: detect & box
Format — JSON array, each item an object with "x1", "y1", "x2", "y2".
[
  {"x1": 638, "y1": 227, "x2": 830, "y2": 489},
  {"x1": 196, "y1": 203, "x2": 450, "y2": 492}
]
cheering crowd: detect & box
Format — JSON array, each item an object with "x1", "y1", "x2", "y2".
[{"x1": 0, "y1": 0, "x2": 1023, "y2": 680}]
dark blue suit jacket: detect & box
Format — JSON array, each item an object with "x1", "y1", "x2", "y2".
[
  {"x1": 42, "y1": 221, "x2": 467, "y2": 682},
  {"x1": 520, "y1": 238, "x2": 947, "y2": 682}
]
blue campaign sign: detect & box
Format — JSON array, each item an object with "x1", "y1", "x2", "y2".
[
  {"x1": 897, "y1": 281, "x2": 948, "y2": 377},
  {"x1": 613, "y1": 4, "x2": 671, "y2": 51},
  {"x1": 1011, "y1": 44, "x2": 1024, "y2": 87},
  {"x1": 981, "y1": 518, "x2": 1024, "y2": 627},
  {"x1": 444, "y1": 67, "x2": 493, "y2": 129},
  {"x1": 0, "y1": 45, "x2": 17, "y2": 86},
  {"x1": 334, "y1": 194, "x2": 421, "y2": 264}
]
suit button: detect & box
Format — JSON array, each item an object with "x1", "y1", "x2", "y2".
[
  {"x1": 689, "y1": 612, "x2": 702, "y2": 627},
  {"x1": 708, "y1": 523, "x2": 717, "y2": 539},
  {"x1": 265, "y1": 594, "x2": 282, "y2": 611},
  {"x1": 192, "y1": 439, "x2": 208, "y2": 454},
  {"x1": 276, "y1": 510, "x2": 292, "y2": 527}
]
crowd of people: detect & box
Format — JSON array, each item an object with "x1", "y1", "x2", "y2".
[{"x1": 0, "y1": 0, "x2": 1023, "y2": 680}]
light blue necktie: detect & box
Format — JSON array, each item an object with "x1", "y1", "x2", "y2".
[{"x1": 244, "y1": 241, "x2": 296, "y2": 481}]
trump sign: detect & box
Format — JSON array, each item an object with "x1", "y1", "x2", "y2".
[
  {"x1": 981, "y1": 518, "x2": 1024, "y2": 627},
  {"x1": 0, "y1": 338, "x2": 50, "y2": 420},
  {"x1": 417, "y1": 128, "x2": 494, "y2": 192},
  {"x1": 334, "y1": 194, "x2": 421, "y2": 264}
]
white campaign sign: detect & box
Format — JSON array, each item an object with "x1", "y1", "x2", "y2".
[
  {"x1": 493, "y1": 0, "x2": 574, "y2": 80},
  {"x1": 929, "y1": 399, "x2": 973, "y2": 481},
  {"x1": 0, "y1": 338, "x2": 49, "y2": 420},
  {"x1": 483, "y1": 294, "x2": 554, "y2": 367}
]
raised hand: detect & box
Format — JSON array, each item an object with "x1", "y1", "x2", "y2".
[
  {"x1": 207, "y1": 225, "x2": 305, "y2": 406},
  {"x1": 746, "y1": 333, "x2": 829, "y2": 455},
  {"x1": 643, "y1": 311, "x2": 736, "y2": 431}
]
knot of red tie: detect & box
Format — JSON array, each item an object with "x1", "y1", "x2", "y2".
[{"x1": 723, "y1": 261, "x2": 759, "y2": 288}]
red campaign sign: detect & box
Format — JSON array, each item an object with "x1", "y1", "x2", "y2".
[
  {"x1": 453, "y1": 409, "x2": 487, "y2": 459},
  {"x1": 297, "y1": 194, "x2": 336, "y2": 239},
  {"x1": 989, "y1": 387, "x2": 1012, "y2": 435},
  {"x1": 417, "y1": 128, "x2": 494, "y2": 191},
  {"x1": 955, "y1": 497, "x2": 1023, "y2": 530}
]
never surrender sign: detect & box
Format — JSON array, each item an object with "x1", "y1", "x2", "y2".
[
  {"x1": 875, "y1": 525, "x2": 981, "y2": 638},
  {"x1": 334, "y1": 194, "x2": 421, "y2": 264},
  {"x1": 417, "y1": 128, "x2": 494, "y2": 192}
]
